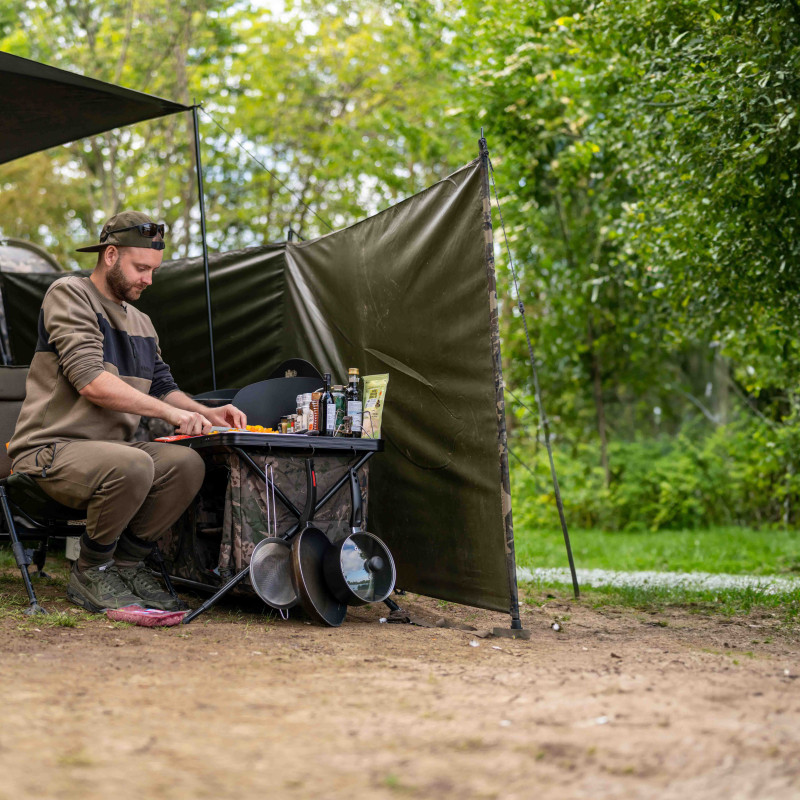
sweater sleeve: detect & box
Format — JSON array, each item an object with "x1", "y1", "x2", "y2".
[
  {"x1": 150, "y1": 339, "x2": 180, "y2": 400},
  {"x1": 42, "y1": 281, "x2": 106, "y2": 391}
]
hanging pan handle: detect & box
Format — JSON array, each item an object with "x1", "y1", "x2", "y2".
[
  {"x1": 349, "y1": 468, "x2": 362, "y2": 532},
  {"x1": 298, "y1": 458, "x2": 317, "y2": 529}
]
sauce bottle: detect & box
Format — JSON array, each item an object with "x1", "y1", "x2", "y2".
[
  {"x1": 321, "y1": 373, "x2": 335, "y2": 436},
  {"x1": 345, "y1": 368, "x2": 362, "y2": 438}
]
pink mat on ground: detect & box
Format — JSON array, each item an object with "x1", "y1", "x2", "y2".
[{"x1": 106, "y1": 605, "x2": 187, "y2": 627}]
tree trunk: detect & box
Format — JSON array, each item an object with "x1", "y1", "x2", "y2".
[{"x1": 588, "y1": 316, "x2": 611, "y2": 488}]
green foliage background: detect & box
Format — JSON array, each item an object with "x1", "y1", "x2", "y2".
[{"x1": 2, "y1": 0, "x2": 800, "y2": 532}]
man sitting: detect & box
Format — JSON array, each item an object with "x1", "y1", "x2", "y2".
[{"x1": 7, "y1": 211, "x2": 246, "y2": 612}]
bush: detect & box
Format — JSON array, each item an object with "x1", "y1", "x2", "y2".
[{"x1": 511, "y1": 414, "x2": 800, "y2": 531}]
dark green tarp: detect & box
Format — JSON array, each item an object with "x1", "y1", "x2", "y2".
[
  {"x1": 0, "y1": 159, "x2": 518, "y2": 614},
  {"x1": 0, "y1": 51, "x2": 190, "y2": 165}
]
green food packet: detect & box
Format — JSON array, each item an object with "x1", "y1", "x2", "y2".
[{"x1": 361, "y1": 374, "x2": 389, "y2": 439}]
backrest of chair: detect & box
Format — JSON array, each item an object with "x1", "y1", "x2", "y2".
[
  {"x1": 0, "y1": 365, "x2": 29, "y2": 478},
  {"x1": 267, "y1": 358, "x2": 323, "y2": 381}
]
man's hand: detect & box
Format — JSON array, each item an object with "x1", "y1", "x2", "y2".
[
  {"x1": 170, "y1": 408, "x2": 213, "y2": 435},
  {"x1": 204, "y1": 404, "x2": 248, "y2": 429},
  {"x1": 162, "y1": 392, "x2": 246, "y2": 431}
]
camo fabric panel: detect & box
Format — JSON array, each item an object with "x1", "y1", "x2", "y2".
[
  {"x1": 219, "y1": 452, "x2": 368, "y2": 577},
  {"x1": 159, "y1": 449, "x2": 368, "y2": 588},
  {"x1": 158, "y1": 453, "x2": 231, "y2": 587}
]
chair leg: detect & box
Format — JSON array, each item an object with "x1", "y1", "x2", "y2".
[
  {"x1": 151, "y1": 543, "x2": 187, "y2": 610},
  {"x1": 32, "y1": 537, "x2": 51, "y2": 578},
  {"x1": 0, "y1": 485, "x2": 46, "y2": 615}
]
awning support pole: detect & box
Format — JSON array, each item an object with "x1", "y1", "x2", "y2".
[{"x1": 192, "y1": 103, "x2": 217, "y2": 390}]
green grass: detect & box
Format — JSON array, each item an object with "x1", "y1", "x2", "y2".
[
  {"x1": 515, "y1": 526, "x2": 800, "y2": 575},
  {"x1": 522, "y1": 578, "x2": 800, "y2": 627},
  {"x1": 0, "y1": 547, "x2": 15, "y2": 569}
]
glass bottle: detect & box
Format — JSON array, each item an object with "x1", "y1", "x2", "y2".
[
  {"x1": 345, "y1": 368, "x2": 362, "y2": 438},
  {"x1": 321, "y1": 373, "x2": 335, "y2": 436}
]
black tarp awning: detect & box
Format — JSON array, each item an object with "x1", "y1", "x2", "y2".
[{"x1": 0, "y1": 51, "x2": 191, "y2": 165}]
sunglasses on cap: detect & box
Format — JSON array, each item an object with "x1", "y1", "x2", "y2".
[{"x1": 100, "y1": 222, "x2": 166, "y2": 242}]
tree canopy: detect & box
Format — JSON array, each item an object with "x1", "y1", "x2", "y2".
[{"x1": 2, "y1": 0, "x2": 799, "y2": 525}]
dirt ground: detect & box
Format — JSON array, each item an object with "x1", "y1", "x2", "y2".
[{"x1": 1, "y1": 559, "x2": 799, "y2": 800}]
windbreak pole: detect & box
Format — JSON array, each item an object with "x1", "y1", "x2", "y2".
[
  {"x1": 192, "y1": 104, "x2": 217, "y2": 391},
  {"x1": 482, "y1": 136, "x2": 580, "y2": 601},
  {"x1": 478, "y1": 136, "x2": 523, "y2": 631}
]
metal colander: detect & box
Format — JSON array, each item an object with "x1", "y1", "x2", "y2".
[
  {"x1": 247, "y1": 463, "x2": 298, "y2": 612},
  {"x1": 249, "y1": 537, "x2": 298, "y2": 610}
]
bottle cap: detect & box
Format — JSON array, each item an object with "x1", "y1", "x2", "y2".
[{"x1": 348, "y1": 367, "x2": 359, "y2": 376}]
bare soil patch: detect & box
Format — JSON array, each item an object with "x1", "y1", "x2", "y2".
[{"x1": 1, "y1": 557, "x2": 798, "y2": 800}]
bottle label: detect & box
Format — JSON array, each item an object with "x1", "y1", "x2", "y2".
[
  {"x1": 326, "y1": 402, "x2": 336, "y2": 432},
  {"x1": 347, "y1": 400, "x2": 363, "y2": 432}
]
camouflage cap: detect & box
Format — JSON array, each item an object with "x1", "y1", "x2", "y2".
[{"x1": 76, "y1": 211, "x2": 166, "y2": 253}]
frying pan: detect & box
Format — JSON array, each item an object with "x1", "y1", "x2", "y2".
[
  {"x1": 292, "y1": 527, "x2": 347, "y2": 627},
  {"x1": 323, "y1": 468, "x2": 396, "y2": 606},
  {"x1": 289, "y1": 461, "x2": 347, "y2": 627}
]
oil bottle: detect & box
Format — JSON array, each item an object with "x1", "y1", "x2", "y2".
[
  {"x1": 321, "y1": 373, "x2": 335, "y2": 436},
  {"x1": 345, "y1": 367, "x2": 362, "y2": 438}
]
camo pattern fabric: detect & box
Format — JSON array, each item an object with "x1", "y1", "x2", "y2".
[
  {"x1": 480, "y1": 143, "x2": 520, "y2": 621},
  {"x1": 219, "y1": 452, "x2": 369, "y2": 577},
  {"x1": 159, "y1": 449, "x2": 369, "y2": 588}
]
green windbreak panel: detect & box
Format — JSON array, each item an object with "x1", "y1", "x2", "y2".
[
  {"x1": 0, "y1": 271, "x2": 76, "y2": 365},
  {"x1": 0, "y1": 164, "x2": 514, "y2": 613},
  {"x1": 0, "y1": 245, "x2": 287, "y2": 394},
  {"x1": 136, "y1": 246, "x2": 287, "y2": 393},
  {"x1": 281, "y1": 159, "x2": 511, "y2": 612}
]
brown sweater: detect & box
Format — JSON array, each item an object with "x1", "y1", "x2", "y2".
[{"x1": 8, "y1": 275, "x2": 179, "y2": 462}]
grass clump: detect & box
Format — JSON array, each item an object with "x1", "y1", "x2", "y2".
[{"x1": 521, "y1": 578, "x2": 800, "y2": 629}]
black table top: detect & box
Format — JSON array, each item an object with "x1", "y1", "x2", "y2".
[{"x1": 168, "y1": 431, "x2": 384, "y2": 453}]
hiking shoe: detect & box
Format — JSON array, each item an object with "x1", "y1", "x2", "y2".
[
  {"x1": 67, "y1": 562, "x2": 143, "y2": 612},
  {"x1": 115, "y1": 562, "x2": 184, "y2": 611}
]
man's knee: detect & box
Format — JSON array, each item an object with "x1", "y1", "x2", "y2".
[
  {"x1": 168, "y1": 447, "x2": 205, "y2": 495},
  {"x1": 112, "y1": 448, "x2": 156, "y2": 497}
]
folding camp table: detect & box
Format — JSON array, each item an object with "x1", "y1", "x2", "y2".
[
  {"x1": 175, "y1": 431, "x2": 381, "y2": 535},
  {"x1": 160, "y1": 431, "x2": 384, "y2": 617}
]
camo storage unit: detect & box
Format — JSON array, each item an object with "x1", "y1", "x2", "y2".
[{"x1": 160, "y1": 449, "x2": 368, "y2": 590}]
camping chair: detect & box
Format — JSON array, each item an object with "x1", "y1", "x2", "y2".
[{"x1": 0, "y1": 365, "x2": 181, "y2": 615}]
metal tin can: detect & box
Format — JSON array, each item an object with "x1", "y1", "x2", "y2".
[{"x1": 331, "y1": 386, "x2": 346, "y2": 435}]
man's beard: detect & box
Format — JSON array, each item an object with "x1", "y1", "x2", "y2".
[{"x1": 107, "y1": 256, "x2": 144, "y2": 303}]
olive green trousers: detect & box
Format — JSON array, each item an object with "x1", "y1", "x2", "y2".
[{"x1": 13, "y1": 441, "x2": 205, "y2": 554}]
